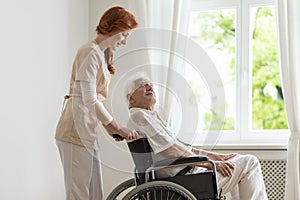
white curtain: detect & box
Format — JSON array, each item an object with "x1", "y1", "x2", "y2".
[
  {"x1": 277, "y1": 0, "x2": 300, "y2": 199},
  {"x1": 125, "y1": 1, "x2": 219, "y2": 145},
  {"x1": 126, "y1": 0, "x2": 192, "y2": 131}
]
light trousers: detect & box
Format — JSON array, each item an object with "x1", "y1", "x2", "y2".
[
  {"x1": 193, "y1": 154, "x2": 268, "y2": 200},
  {"x1": 56, "y1": 140, "x2": 104, "y2": 200},
  {"x1": 217, "y1": 154, "x2": 268, "y2": 200}
]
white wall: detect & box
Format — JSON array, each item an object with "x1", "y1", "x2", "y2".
[
  {"x1": 0, "y1": 0, "x2": 148, "y2": 199},
  {"x1": 0, "y1": 0, "x2": 88, "y2": 199}
]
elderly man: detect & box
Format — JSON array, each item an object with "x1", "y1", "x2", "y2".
[{"x1": 125, "y1": 77, "x2": 268, "y2": 200}]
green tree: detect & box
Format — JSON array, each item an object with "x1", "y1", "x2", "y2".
[
  {"x1": 194, "y1": 10, "x2": 236, "y2": 130},
  {"x1": 193, "y1": 7, "x2": 287, "y2": 130},
  {"x1": 251, "y1": 8, "x2": 287, "y2": 129}
]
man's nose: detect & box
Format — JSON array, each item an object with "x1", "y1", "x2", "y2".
[{"x1": 146, "y1": 85, "x2": 153, "y2": 91}]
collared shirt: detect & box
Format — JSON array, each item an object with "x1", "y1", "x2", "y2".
[
  {"x1": 55, "y1": 41, "x2": 111, "y2": 149},
  {"x1": 127, "y1": 107, "x2": 193, "y2": 177}
]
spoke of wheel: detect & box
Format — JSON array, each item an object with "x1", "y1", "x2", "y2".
[
  {"x1": 141, "y1": 194, "x2": 147, "y2": 200},
  {"x1": 176, "y1": 195, "x2": 182, "y2": 200},
  {"x1": 124, "y1": 181, "x2": 197, "y2": 200},
  {"x1": 169, "y1": 191, "x2": 175, "y2": 200}
]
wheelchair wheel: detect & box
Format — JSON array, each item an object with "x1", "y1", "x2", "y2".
[
  {"x1": 106, "y1": 178, "x2": 136, "y2": 200},
  {"x1": 123, "y1": 180, "x2": 197, "y2": 200}
]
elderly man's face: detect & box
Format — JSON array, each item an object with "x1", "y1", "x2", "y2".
[{"x1": 130, "y1": 81, "x2": 156, "y2": 110}]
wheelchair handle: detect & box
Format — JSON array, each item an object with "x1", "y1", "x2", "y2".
[
  {"x1": 112, "y1": 134, "x2": 124, "y2": 139},
  {"x1": 112, "y1": 130, "x2": 142, "y2": 140}
]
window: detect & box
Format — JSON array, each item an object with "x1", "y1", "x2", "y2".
[{"x1": 185, "y1": 0, "x2": 288, "y2": 145}]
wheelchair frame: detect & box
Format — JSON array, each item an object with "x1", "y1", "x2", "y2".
[{"x1": 107, "y1": 138, "x2": 222, "y2": 200}]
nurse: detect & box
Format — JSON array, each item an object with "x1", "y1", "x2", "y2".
[{"x1": 55, "y1": 6, "x2": 139, "y2": 200}]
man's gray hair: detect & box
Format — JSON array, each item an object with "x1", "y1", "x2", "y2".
[{"x1": 124, "y1": 74, "x2": 152, "y2": 103}]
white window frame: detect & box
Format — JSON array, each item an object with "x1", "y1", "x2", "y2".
[{"x1": 187, "y1": 0, "x2": 289, "y2": 147}]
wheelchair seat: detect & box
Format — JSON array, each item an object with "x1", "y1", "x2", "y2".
[{"x1": 127, "y1": 137, "x2": 220, "y2": 200}]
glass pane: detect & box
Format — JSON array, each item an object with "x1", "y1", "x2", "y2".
[
  {"x1": 250, "y1": 6, "x2": 288, "y2": 130},
  {"x1": 188, "y1": 9, "x2": 236, "y2": 131}
]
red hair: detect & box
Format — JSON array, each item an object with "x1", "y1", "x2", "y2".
[
  {"x1": 96, "y1": 6, "x2": 138, "y2": 35},
  {"x1": 96, "y1": 6, "x2": 138, "y2": 74}
]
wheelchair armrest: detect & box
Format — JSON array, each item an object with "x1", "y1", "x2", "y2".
[
  {"x1": 144, "y1": 156, "x2": 216, "y2": 182},
  {"x1": 152, "y1": 156, "x2": 210, "y2": 168}
]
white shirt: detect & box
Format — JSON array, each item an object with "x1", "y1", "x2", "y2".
[{"x1": 127, "y1": 107, "x2": 193, "y2": 177}]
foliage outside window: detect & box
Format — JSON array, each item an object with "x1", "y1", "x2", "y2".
[
  {"x1": 186, "y1": 0, "x2": 288, "y2": 145},
  {"x1": 250, "y1": 6, "x2": 287, "y2": 130}
]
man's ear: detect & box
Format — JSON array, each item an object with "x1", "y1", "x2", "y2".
[{"x1": 129, "y1": 96, "x2": 135, "y2": 104}]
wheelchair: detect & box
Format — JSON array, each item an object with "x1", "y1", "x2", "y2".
[{"x1": 107, "y1": 137, "x2": 222, "y2": 200}]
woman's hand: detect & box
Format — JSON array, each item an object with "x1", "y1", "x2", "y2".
[
  {"x1": 118, "y1": 127, "x2": 139, "y2": 140},
  {"x1": 104, "y1": 119, "x2": 139, "y2": 141}
]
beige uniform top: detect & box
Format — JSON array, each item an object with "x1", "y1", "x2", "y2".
[{"x1": 55, "y1": 41, "x2": 111, "y2": 149}]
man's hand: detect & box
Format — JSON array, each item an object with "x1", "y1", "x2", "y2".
[
  {"x1": 214, "y1": 161, "x2": 235, "y2": 177},
  {"x1": 208, "y1": 152, "x2": 237, "y2": 161},
  {"x1": 197, "y1": 160, "x2": 234, "y2": 177}
]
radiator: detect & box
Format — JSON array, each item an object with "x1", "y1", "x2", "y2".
[
  {"x1": 260, "y1": 160, "x2": 286, "y2": 200},
  {"x1": 212, "y1": 148, "x2": 287, "y2": 200}
]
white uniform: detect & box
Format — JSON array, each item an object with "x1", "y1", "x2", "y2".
[
  {"x1": 127, "y1": 107, "x2": 268, "y2": 200},
  {"x1": 55, "y1": 41, "x2": 113, "y2": 200}
]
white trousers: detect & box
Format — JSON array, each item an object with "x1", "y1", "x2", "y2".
[
  {"x1": 193, "y1": 154, "x2": 268, "y2": 200},
  {"x1": 56, "y1": 140, "x2": 104, "y2": 200},
  {"x1": 217, "y1": 154, "x2": 268, "y2": 200}
]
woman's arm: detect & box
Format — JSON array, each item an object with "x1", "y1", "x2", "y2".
[
  {"x1": 104, "y1": 119, "x2": 138, "y2": 140},
  {"x1": 80, "y1": 81, "x2": 138, "y2": 140},
  {"x1": 80, "y1": 81, "x2": 113, "y2": 125}
]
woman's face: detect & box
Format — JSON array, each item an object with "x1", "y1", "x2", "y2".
[{"x1": 107, "y1": 30, "x2": 131, "y2": 51}]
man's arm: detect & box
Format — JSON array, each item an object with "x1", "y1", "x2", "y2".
[
  {"x1": 161, "y1": 144, "x2": 217, "y2": 171},
  {"x1": 162, "y1": 144, "x2": 195, "y2": 157},
  {"x1": 191, "y1": 147, "x2": 236, "y2": 177},
  {"x1": 192, "y1": 148, "x2": 237, "y2": 161}
]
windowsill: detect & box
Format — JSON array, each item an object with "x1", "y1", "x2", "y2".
[
  {"x1": 194, "y1": 144, "x2": 288, "y2": 151},
  {"x1": 194, "y1": 144, "x2": 288, "y2": 160},
  {"x1": 178, "y1": 131, "x2": 289, "y2": 151}
]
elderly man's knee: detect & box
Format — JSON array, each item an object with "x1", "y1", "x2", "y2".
[
  {"x1": 242, "y1": 154, "x2": 261, "y2": 169},
  {"x1": 247, "y1": 154, "x2": 259, "y2": 163}
]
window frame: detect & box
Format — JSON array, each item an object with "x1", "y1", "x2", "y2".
[{"x1": 186, "y1": 0, "x2": 289, "y2": 146}]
